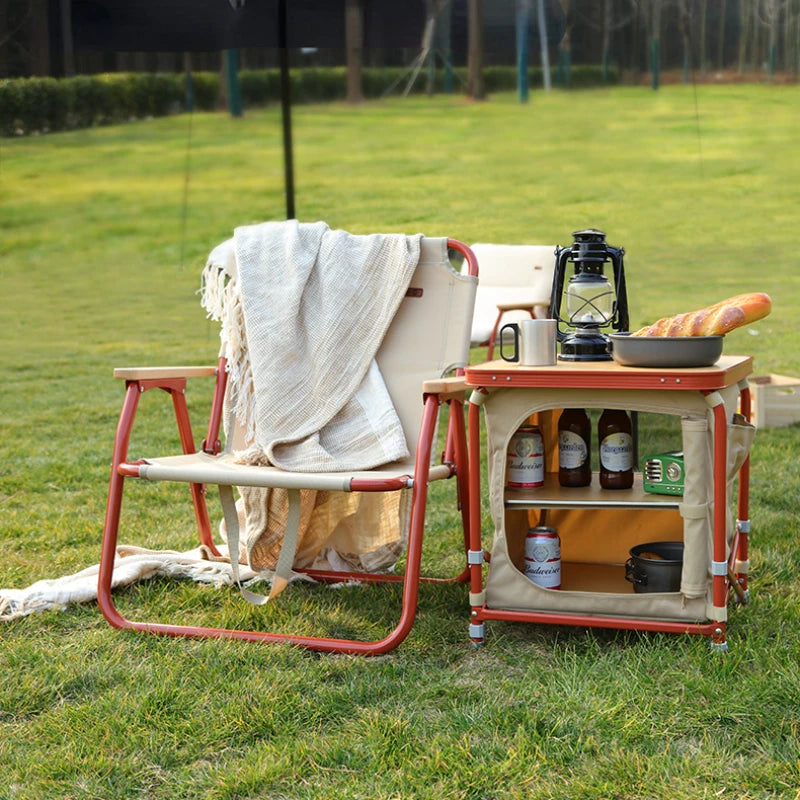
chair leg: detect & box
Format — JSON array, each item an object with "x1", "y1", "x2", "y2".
[
  {"x1": 169, "y1": 387, "x2": 218, "y2": 555},
  {"x1": 97, "y1": 382, "x2": 142, "y2": 631},
  {"x1": 449, "y1": 397, "x2": 472, "y2": 582}
]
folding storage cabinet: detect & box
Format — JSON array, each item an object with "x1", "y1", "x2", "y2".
[{"x1": 465, "y1": 356, "x2": 755, "y2": 651}]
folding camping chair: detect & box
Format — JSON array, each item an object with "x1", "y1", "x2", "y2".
[
  {"x1": 98, "y1": 233, "x2": 478, "y2": 655},
  {"x1": 467, "y1": 244, "x2": 556, "y2": 359}
]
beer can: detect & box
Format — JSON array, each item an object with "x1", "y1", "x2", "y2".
[
  {"x1": 507, "y1": 424, "x2": 545, "y2": 488},
  {"x1": 524, "y1": 526, "x2": 561, "y2": 589}
]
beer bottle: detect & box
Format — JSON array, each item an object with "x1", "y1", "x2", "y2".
[
  {"x1": 558, "y1": 408, "x2": 591, "y2": 487},
  {"x1": 598, "y1": 409, "x2": 634, "y2": 489}
]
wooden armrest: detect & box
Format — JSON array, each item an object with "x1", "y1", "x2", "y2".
[
  {"x1": 114, "y1": 366, "x2": 218, "y2": 381},
  {"x1": 422, "y1": 376, "x2": 467, "y2": 399}
]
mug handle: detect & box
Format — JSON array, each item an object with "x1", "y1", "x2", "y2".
[{"x1": 499, "y1": 323, "x2": 520, "y2": 362}]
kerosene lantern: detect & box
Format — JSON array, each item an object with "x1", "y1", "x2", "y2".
[{"x1": 549, "y1": 229, "x2": 629, "y2": 361}]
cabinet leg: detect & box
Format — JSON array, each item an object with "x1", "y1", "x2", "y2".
[
  {"x1": 710, "y1": 625, "x2": 728, "y2": 653},
  {"x1": 735, "y1": 518, "x2": 750, "y2": 597},
  {"x1": 469, "y1": 617, "x2": 485, "y2": 648}
]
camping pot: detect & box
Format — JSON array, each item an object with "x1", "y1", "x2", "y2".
[{"x1": 625, "y1": 541, "x2": 684, "y2": 593}]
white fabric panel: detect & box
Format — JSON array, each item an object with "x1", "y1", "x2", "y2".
[{"x1": 466, "y1": 244, "x2": 556, "y2": 344}]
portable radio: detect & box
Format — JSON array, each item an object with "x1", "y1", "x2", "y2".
[{"x1": 642, "y1": 451, "x2": 685, "y2": 495}]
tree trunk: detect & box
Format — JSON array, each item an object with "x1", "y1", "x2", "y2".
[
  {"x1": 716, "y1": 0, "x2": 727, "y2": 70},
  {"x1": 556, "y1": 0, "x2": 572, "y2": 87},
  {"x1": 738, "y1": 0, "x2": 749, "y2": 73},
  {"x1": 0, "y1": 1, "x2": 8, "y2": 78},
  {"x1": 467, "y1": 0, "x2": 485, "y2": 99},
  {"x1": 678, "y1": 0, "x2": 690, "y2": 83},
  {"x1": 30, "y1": 0, "x2": 49, "y2": 76},
  {"x1": 60, "y1": 0, "x2": 74, "y2": 76},
  {"x1": 783, "y1": 0, "x2": 791, "y2": 71},
  {"x1": 345, "y1": 0, "x2": 364, "y2": 104},
  {"x1": 754, "y1": 0, "x2": 763, "y2": 72},
  {"x1": 537, "y1": 0, "x2": 552, "y2": 90},
  {"x1": 650, "y1": 0, "x2": 662, "y2": 90},
  {"x1": 793, "y1": 0, "x2": 800, "y2": 76},
  {"x1": 699, "y1": 0, "x2": 708, "y2": 74},
  {"x1": 768, "y1": 0, "x2": 778, "y2": 80},
  {"x1": 440, "y1": 0, "x2": 454, "y2": 93},
  {"x1": 601, "y1": 0, "x2": 611, "y2": 82}
]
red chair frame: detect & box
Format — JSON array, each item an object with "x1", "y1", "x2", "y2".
[{"x1": 98, "y1": 239, "x2": 478, "y2": 655}]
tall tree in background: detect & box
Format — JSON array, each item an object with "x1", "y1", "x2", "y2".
[
  {"x1": 467, "y1": 0, "x2": 485, "y2": 99},
  {"x1": 437, "y1": 0, "x2": 454, "y2": 93},
  {"x1": 649, "y1": 0, "x2": 663, "y2": 89},
  {"x1": 346, "y1": 0, "x2": 364, "y2": 103},
  {"x1": 577, "y1": 0, "x2": 638, "y2": 83},
  {"x1": 739, "y1": 0, "x2": 763, "y2": 73},
  {"x1": 556, "y1": 0, "x2": 574, "y2": 86},
  {"x1": 537, "y1": 0, "x2": 552, "y2": 90},
  {"x1": 678, "y1": 0, "x2": 691, "y2": 82},
  {"x1": 59, "y1": 0, "x2": 74, "y2": 75},
  {"x1": 7, "y1": 0, "x2": 800, "y2": 87},
  {"x1": 759, "y1": 0, "x2": 792, "y2": 80},
  {"x1": 30, "y1": 0, "x2": 49, "y2": 75},
  {"x1": 717, "y1": 0, "x2": 728, "y2": 70},
  {"x1": 698, "y1": 0, "x2": 708, "y2": 74}
]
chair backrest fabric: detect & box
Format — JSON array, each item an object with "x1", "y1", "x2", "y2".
[
  {"x1": 466, "y1": 243, "x2": 556, "y2": 344},
  {"x1": 377, "y1": 237, "x2": 477, "y2": 455}
]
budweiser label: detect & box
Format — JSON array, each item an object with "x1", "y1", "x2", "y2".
[
  {"x1": 507, "y1": 425, "x2": 545, "y2": 488},
  {"x1": 524, "y1": 527, "x2": 561, "y2": 589}
]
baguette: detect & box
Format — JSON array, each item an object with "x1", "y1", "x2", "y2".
[{"x1": 631, "y1": 292, "x2": 772, "y2": 337}]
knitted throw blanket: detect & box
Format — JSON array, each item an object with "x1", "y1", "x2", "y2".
[
  {"x1": 202, "y1": 220, "x2": 422, "y2": 471},
  {"x1": 0, "y1": 545, "x2": 270, "y2": 620}
]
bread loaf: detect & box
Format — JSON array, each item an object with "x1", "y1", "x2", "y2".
[{"x1": 631, "y1": 292, "x2": 771, "y2": 337}]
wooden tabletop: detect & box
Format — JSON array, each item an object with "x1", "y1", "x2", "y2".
[{"x1": 464, "y1": 354, "x2": 753, "y2": 392}]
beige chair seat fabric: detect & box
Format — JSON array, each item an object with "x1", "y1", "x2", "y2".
[{"x1": 137, "y1": 451, "x2": 453, "y2": 491}]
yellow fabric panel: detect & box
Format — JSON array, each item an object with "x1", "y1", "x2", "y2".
[{"x1": 522, "y1": 507, "x2": 683, "y2": 565}]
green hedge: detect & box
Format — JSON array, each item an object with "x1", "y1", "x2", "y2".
[
  {"x1": 1, "y1": 65, "x2": 617, "y2": 137},
  {"x1": 0, "y1": 72, "x2": 189, "y2": 135}
]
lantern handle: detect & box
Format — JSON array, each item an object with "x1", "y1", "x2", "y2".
[
  {"x1": 548, "y1": 245, "x2": 572, "y2": 342},
  {"x1": 608, "y1": 245, "x2": 630, "y2": 332}
]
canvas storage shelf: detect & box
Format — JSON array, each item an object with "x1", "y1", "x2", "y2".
[
  {"x1": 465, "y1": 356, "x2": 755, "y2": 650},
  {"x1": 504, "y1": 473, "x2": 681, "y2": 509}
]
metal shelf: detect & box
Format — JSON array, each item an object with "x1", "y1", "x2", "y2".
[{"x1": 504, "y1": 473, "x2": 682, "y2": 510}]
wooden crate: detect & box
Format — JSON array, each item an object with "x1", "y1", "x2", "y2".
[{"x1": 748, "y1": 374, "x2": 800, "y2": 428}]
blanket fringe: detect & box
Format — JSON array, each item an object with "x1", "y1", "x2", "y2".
[
  {"x1": 0, "y1": 545, "x2": 315, "y2": 621},
  {"x1": 201, "y1": 250, "x2": 257, "y2": 444}
]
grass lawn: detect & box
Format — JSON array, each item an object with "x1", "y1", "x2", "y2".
[{"x1": 2, "y1": 84, "x2": 800, "y2": 799}]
